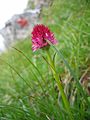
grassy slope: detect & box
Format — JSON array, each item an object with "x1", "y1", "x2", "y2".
[{"x1": 0, "y1": 0, "x2": 90, "y2": 119}]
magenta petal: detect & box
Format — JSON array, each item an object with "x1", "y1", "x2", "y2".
[{"x1": 31, "y1": 24, "x2": 58, "y2": 51}]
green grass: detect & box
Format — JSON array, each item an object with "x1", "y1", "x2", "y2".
[{"x1": 0, "y1": 0, "x2": 90, "y2": 119}]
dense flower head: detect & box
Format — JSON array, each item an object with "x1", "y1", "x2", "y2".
[{"x1": 31, "y1": 24, "x2": 58, "y2": 51}]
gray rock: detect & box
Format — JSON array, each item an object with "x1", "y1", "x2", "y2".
[
  {"x1": 0, "y1": 8, "x2": 40, "y2": 50},
  {"x1": 27, "y1": 0, "x2": 53, "y2": 9}
]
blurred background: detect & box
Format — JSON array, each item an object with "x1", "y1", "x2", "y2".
[
  {"x1": 0, "y1": 0, "x2": 90, "y2": 120},
  {"x1": 0, "y1": 0, "x2": 52, "y2": 53}
]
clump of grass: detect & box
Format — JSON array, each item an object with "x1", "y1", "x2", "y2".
[{"x1": 0, "y1": 0, "x2": 90, "y2": 119}]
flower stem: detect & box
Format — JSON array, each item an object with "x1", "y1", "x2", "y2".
[{"x1": 46, "y1": 50, "x2": 73, "y2": 120}]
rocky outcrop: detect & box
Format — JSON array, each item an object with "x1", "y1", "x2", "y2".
[
  {"x1": 0, "y1": 8, "x2": 40, "y2": 51},
  {"x1": 27, "y1": 0, "x2": 53, "y2": 9}
]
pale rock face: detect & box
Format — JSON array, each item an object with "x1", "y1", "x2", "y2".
[
  {"x1": 0, "y1": 9, "x2": 40, "y2": 50},
  {"x1": 28, "y1": 0, "x2": 53, "y2": 9},
  {"x1": 0, "y1": 34, "x2": 6, "y2": 53}
]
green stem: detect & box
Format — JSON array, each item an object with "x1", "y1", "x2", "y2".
[{"x1": 46, "y1": 50, "x2": 73, "y2": 120}]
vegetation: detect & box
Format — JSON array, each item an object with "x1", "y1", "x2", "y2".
[{"x1": 0, "y1": 0, "x2": 90, "y2": 119}]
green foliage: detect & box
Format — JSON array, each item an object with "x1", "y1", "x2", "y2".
[{"x1": 0, "y1": 0, "x2": 90, "y2": 119}]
